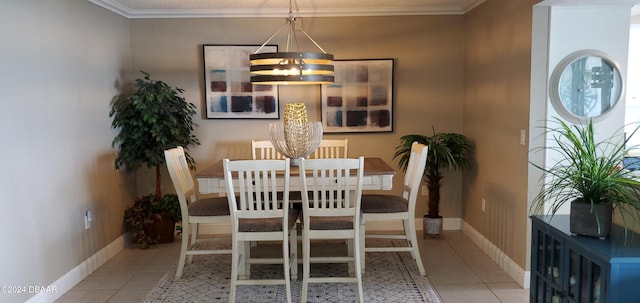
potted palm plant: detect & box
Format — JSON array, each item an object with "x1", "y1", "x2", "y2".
[
  {"x1": 394, "y1": 129, "x2": 474, "y2": 236},
  {"x1": 530, "y1": 118, "x2": 640, "y2": 239},
  {"x1": 110, "y1": 71, "x2": 200, "y2": 248}
]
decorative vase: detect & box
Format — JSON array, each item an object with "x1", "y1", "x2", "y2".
[
  {"x1": 144, "y1": 213, "x2": 175, "y2": 243},
  {"x1": 269, "y1": 103, "x2": 323, "y2": 165},
  {"x1": 423, "y1": 216, "x2": 443, "y2": 238},
  {"x1": 570, "y1": 199, "x2": 613, "y2": 239},
  {"x1": 283, "y1": 103, "x2": 309, "y2": 157}
]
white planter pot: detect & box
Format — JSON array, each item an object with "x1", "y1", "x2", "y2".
[{"x1": 423, "y1": 216, "x2": 443, "y2": 237}]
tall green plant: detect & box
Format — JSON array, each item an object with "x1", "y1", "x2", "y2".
[
  {"x1": 110, "y1": 71, "x2": 200, "y2": 197},
  {"x1": 530, "y1": 118, "x2": 640, "y2": 228},
  {"x1": 394, "y1": 130, "x2": 474, "y2": 218}
]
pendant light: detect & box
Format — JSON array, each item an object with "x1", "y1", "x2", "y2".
[{"x1": 250, "y1": 0, "x2": 334, "y2": 85}]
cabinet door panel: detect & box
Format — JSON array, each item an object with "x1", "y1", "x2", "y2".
[
  {"x1": 533, "y1": 227, "x2": 564, "y2": 302},
  {"x1": 568, "y1": 248, "x2": 603, "y2": 303}
]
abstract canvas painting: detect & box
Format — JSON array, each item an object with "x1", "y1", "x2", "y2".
[
  {"x1": 203, "y1": 45, "x2": 279, "y2": 119},
  {"x1": 321, "y1": 59, "x2": 394, "y2": 133}
]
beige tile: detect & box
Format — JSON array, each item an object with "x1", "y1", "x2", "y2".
[
  {"x1": 444, "y1": 234, "x2": 484, "y2": 253},
  {"x1": 423, "y1": 252, "x2": 466, "y2": 268},
  {"x1": 423, "y1": 246, "x2": 481, "y2": 284},
  {"x1": 106, "y1": 289, "x2": 150, "y2": 303},
  {"x1": 139, "y1": 256, "x2": 177, "y2": 272},
  {"x1": 72, "y1": 271, "x2": 136, "y2": 290},
  {"x1": 426, "y1": 264, "x2": 483, "y2": 284},
  {"x1": 96, "y1": 248, "x2": 159, "y2": 272},
  {"x1": 121, "y1": 271, "x2": 167, "y2": 289},
  {"x1": 54, "y1": 289, "x2": 116, "y2": 303},
  {"x1": 458, "y1": 252, "x2": 514, "y2": 283},
  {"x1": 435, "y1": 283, "x2": 501, "y2": 303},
  {"x1": 487, "y1": 282, "x2": 530, "y2": 303},
  {"x1": 420, "y1": 240, "x2": 458, "y2": 263},
  {"x1": 95, "y1": 259, "x2": 146, "y2": 273}
]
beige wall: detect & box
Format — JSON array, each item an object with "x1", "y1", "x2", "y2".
[
  {"x1": 462, "y1": 0, "x2": 538, "y2": 269},
  {"x1": 1, "y1": 1, "x2": 132, "y2": 302},
  {"x1": 128, "y1": 15, "x2": 466, "y2": 219}
]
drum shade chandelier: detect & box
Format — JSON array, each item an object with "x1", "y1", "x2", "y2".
[{"x1": 250, "y1": 0, "x2": 334, "y2": 85}]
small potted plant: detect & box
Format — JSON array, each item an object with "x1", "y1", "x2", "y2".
[
  {"x1": 394, "y1": 129, "x2": 474, "y2": 236},
  {"x1": 530, "y1": 118, "x2": 640, "y2": 238},
  {"x1": 110, "y1": 71, "x2": 199, "y2": 247},
  {"x1": 123, "y1": 194, "x2": 181, "y2": 248}
]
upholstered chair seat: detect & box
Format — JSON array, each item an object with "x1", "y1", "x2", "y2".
[
  {"x1": 361, "y1": 194, "x2": 409, "y2": 213},
  {"x1": 306, "y1": 216, "x2": 354, "y2": 230},
  {"x1": 188, "y1": 197, "x2": 231, "y2": 216},
  {"x1": 239, "y1": 208, "x2": 300, "y2": 232}
]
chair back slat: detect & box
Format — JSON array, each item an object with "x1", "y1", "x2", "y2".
[
  {"x1": 309, "y1": 139, "x2": 348, "y2": 159},
  {"x1": 252, "y1": 140, "x2": 286, "y2": 159},
  {"x1": 223, "y1": 158, "x2": 290, "y2": 221},
  {"x1": 165, "y1": 147, "x2": 194, "y2": 195},
  {"x1": 404, "y1": 142, "x2": 429, "y2": 212},
  {"x1": 164, "y1": 146, "x2": 195, "y2": 220},
  {"x1": 300, "y1": 157, "x2": 363, "y2": 217}
]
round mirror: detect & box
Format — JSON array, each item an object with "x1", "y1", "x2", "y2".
[{"x1": 549, "y1": 50, "x2": 624, "y2": 123}]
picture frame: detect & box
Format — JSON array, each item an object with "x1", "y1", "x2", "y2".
[
  {"x1": 202, "y1": 44, "x2": 279, "y2": 119},
  {"x1": 321, "y1": 59, "x2": 394, "y2": 133}
]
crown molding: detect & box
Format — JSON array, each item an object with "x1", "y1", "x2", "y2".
[{"x1": 88, "y1": 0, "x2": 486, "y2": 19}]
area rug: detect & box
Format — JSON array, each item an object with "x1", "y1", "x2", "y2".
[{"x1": 143, "y1": 240, "x2": 442, "y2": 303}]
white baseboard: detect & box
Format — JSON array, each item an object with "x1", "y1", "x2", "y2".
[
  {"x1": 26, "y1": 235, "x2": 126, "y2": 303},
  {"x1": 461, "y1": 221, "x2": 530, "y2": 289},
  {"x1": 442, "y1": 218, "x2": 462, "y2": 230},
  {"x1": 356, "y1": 217, "x2": 463, "y2": 231}
]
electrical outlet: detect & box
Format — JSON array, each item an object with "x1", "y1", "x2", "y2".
[{"x1": 481, "y1": 198, "x2": 486, "y2": 212}]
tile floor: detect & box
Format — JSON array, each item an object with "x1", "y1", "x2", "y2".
[{"x1": 55, "y1": 230, "x2": 529, "y2": 303}]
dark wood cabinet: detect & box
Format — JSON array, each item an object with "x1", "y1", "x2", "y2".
[{"x1": 531, "y1": 215, "x2": 640, "y2": 303}]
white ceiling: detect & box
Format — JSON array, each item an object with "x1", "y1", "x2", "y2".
[{"x1": 88, "y1": 0, "x2": 487, "y2": 18}]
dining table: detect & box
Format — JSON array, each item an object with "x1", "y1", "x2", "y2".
[{"x1": 195, "y1": 157, "x2": 396, "y2": 194}]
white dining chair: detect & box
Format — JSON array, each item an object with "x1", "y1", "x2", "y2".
[
  {"x1": 251, "y1": 140, "x2": 286, "y2": 160},
  {"x1": 164, "y1": 146, "x2": 232, "y2": 279},
  {"x1": 298, "y1": 156, "x2": 365, "y2": 303},
  {"x1": 252, "y1": 139, "x2": 305, "y2": 202},
  {"x1": 309, "y1": 139, "x2": 348, "y2": 158},
  {"x1": 359, "y1": 142, "x2": 428, "y2": 275},
  {"x1": 222, "y1": 158, "x2": 298, "y2": 303}
]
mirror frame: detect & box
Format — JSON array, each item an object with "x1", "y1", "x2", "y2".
[{"x1": 549, "y1": 49, "x2": 624, "y2": 123}]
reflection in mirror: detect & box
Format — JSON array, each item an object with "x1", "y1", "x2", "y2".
[
  {"x1": 558, "y1": 56, "x2": 620, "y2": 117},
  {"x1": 550, "y1": 50, "x2": 624, "y2": 123}
]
